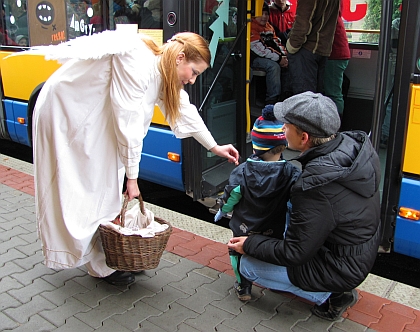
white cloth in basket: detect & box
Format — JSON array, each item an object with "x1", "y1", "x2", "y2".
[{"x1": 102, "y1": 203, "x2": 168, "y2": 237}]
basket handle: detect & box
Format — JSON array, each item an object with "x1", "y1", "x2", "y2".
[{"x1": 119, "y1": 192, "x2": 146, "y2": 228}]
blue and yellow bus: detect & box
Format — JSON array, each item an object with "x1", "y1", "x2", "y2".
[{"x1": 0, "y1": 0, "x2": 419, "y2": 260}]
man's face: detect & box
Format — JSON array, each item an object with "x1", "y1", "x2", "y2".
[
  {"x1": 282, "y1": 123, "x2": 304, "y2": 151},
  {"x1": 255, "y1": 11, "x2": 269, "y2": 26}
]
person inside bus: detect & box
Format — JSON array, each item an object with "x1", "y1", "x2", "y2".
[
  {"x1": 32, "y1": 31, "x2": 240, "y2": 287},
  {"x1": 323, "y1": 2, "x2": 350, "y2": 117},
  {"x1": 286, "y1": 0, "x2": 339, "y2": 95},
  {"x1": 214, "y1": 105, "x2": 300, "y2": 301},
  {"x1": 251, "y1": 2, "x2": 288, "y2": 105},
  {"x1": 268, "y1": 0, "x2": 295, "y2": 46},
  {"x1": 228, "y1": 92, "x2": 381, "y2": 321}
]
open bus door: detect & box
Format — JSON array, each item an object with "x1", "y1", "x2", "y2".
[
  {"x1": 161, "y1": 0, "x2": 250, "y2": 205},
  {"x1": 378, "y1": 0, "x2": 420, "y2": 258}
]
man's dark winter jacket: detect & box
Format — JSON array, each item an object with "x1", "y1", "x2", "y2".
[
  {"x1": 243, "y1": 132, "x2": 381, "y2": 292},
  {"x1": 221, "y1": 155, "x2": 301, "y2": 239}
]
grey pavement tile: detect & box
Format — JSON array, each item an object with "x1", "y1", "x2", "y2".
[
  {"x1": 0, "y1": 311, "x2": 19, "y2": 330},
  {"x1": 211, "y1": 288, "x2": 246, "y2": 315},
  {"x1": 0, "y1": 236, "x2": 28, "y2": 254},
  {"x1": 148, "y1": 302, "x2": 199, "y2": 331},
  {"x1": 295, "y1": 314, "x2": 337, "y2": 331},
  {"x1": 4, "y1": 194, "x2": 34, "y2": 206},
  {"x1": 0, "y1": 247, "x2": 27, "y2": 266},
  {"x1": 17, "y1": 230, "x2": 39, "y2": 243},
  {"x1": 20, "y1": 220, "x2": 37, "y2": 233},
  {"x1": 194, "y1": 265, "x2": 223, "y2": 280},
  {"x1": 184, "y1": 303, "x2": 235, "y2": 331},
  {"x1": 0, "y1": 292, "x2": 22, "y2": 310},
  {"x1": 220, "y1": 304, "x2": 274, "y2": 332},
  {"x1": 169, "y1": 270, "x2": 214, "y2": 295},
  {"x1": 0, "y1": 276, "x2": 24, "y2": 293},
  {"x1": 42, "y1": 267, "x2": 88, "y2": 287},
  {"x1": 109, "y1": 301, "x2": 162, "y2": 330},
  {"x1": 0, "y1": 215, "x2": 35, "y2": 230},
  {"x1": 202, "y1": 271, "x2": 236, "y2": 296},
  {"x1": 0, "y1": 208, "x2": 35, "y2": 221},
  {"x1": 108, "y1": 281, "x2": 156, "y2": 308},
  {"x1": 15, "y1": 239, "x2": 42, "y2": 256},
  {"x1": 176, "y1": 286, "x2": 225, "y2": 313},
  {"x1": 258, "y1": 302, "x2": 313, "y2": 331},
  {"x1": 13, "y1": 250, "x2": 44, "y2": 270},
  {"x1": 73, "y1": 273, "x2": 103, "y2": 290},
  {"x1": 11, "y1": 262, "x2": 56, "y2": 286},
  {"x1": 247, "y1": 289, "x2": 292, "y2": 314},
  {"x1": 0, "y1": 225, "x2": 31, "y2": 241},
  {"x1": 94, "y1": 318, "x2": 133, "y2": 331},
  {"x1": 161, "y1": 257, "x2": 204, "y2": 278},
  {"x1": 3, "y1": 314, "x2": 57, "y2": 332},
  {"x1": 161, "y1": 251, "x2": 182, "y2": 264},
  {"x1": 330, "y1": 318, "x2": 371, "y2": 332},
  {"x1": 73, "y1": 281, "x2": 125, "y2": 307},
  {"x1": 142, "y1": 285, "x2": 189, "y2": 312},
  {"x1": 41, "y1": 280, "x2": 90, "y2": 305},
  {"x1": 0, "y1": 261, "x2": 25, "y2": 279},
  {"x1": 254, "y1": 325, "x2": 278, "y2": 332},
  {"x1": 211, "y1": 323, "x2": 243, "y2": 332},
  {"x1": 39, "y1": 297, "x2": 92, "y2": 327},
  {"x1": 138, "y1": 320, "x2": 168, "y2": 332},
  {"x1": 138, "y1": 269, "x2": 185, "y2": 293},
  {"x1": 176, "y1": 323, "x2": 203, "y2": 331},
  {"x1": 54, "y1": 317, "x2": 94, "y2": 332},
  {"x1": 3, "y1": 294, "x2": 57, "y2": 324},
  {"x1": 74, "y1": 297, "x2": 130, "y2": 329},
  {"x1": 8, "y1": 278, "x2": 56, "y2": 304}
]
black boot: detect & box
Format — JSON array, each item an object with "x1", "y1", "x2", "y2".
[
  {"x1": 311, "y1": 289, "x2": 358, "y2": 321},
  {"x1": 233, "y1": 280, "x2": 252, "y2": 301},
  {"x1": 102, "y1": 270, "x2": 135, "y2": 286}
]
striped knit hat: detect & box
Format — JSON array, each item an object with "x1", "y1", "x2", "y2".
[{"x1": 251, "y1": 105, "x2": 287, "y2": 156}]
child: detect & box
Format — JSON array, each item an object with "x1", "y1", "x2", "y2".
[{"x1": 215, "y1": 105, "x2": 301, "y2": 301}]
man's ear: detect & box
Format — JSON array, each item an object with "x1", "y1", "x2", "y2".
[{"x1": 301, "y1": 132, "x2": 310, "y2": 147}]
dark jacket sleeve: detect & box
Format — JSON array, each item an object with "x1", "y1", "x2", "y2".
[{"x1": 243, "y1": 186, "x2": 336, "y2": 266}]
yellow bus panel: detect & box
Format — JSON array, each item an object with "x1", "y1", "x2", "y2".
[
  {"x1": 403, "y1": 84, "x2": 420, "y2": 175},
  {"x1": 1, "y1": 52, "x2": 61, "y2": 101}
]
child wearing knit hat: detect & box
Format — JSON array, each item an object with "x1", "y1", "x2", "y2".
[{"x1": 215, "y1": 105, "x2": 301, "y2": 301}]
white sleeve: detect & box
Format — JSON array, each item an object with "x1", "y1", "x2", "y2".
[
  {"x1": 110, "y1": 48, "x2": 153, "y2": 179},
  {"x1": 159, "y1": 89, "x2": 217, "y2": 150}
]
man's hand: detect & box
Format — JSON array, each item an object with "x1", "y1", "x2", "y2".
[
  {"x1": 227, "y1": 236, "x2": 247, "y2": 255},
  {"x1": 214, "y1": 209, "x2": 227, "y2": 222}
]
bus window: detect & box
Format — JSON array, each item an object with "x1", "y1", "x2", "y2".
[
  {"x1": 110, "y1": 0, "x2": 162, "y2": 31},
  {"x1": 0, "y1": 0, "x2": 20, "y2": 46}
]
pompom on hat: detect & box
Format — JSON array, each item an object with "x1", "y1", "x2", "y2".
[{"x1": 251, "y1": 105, "x2": 287, "y2": 156}]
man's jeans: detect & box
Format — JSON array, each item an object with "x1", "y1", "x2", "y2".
[
  {"x1": 252, "y1": 57, "x2": 281, "y2": 103},
  {"x1": 288, "y1": 47, "x2": 326, "y2": 95},
  {"x1": 240, "y1": 255, "x2": 331, "y2": 305}
]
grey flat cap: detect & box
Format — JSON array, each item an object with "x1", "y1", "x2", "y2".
[{"x1": 273, "y1": 92, "x2": 341, "y2": 137}]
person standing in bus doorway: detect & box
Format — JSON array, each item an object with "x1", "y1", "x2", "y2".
[
  {"x1": 214, "y1": 105, "x2": 300, "y2": 301},
  {"x1": 268, "y1": 0, "x2": 295, "y2": 46},
  {"x1": 228, "y1": 92, "x2": 381, "y2": 321},
  {"x1": 323, "y1": 2, "x2": 351, "y2": 117},
  {"x1": 250, "y1": 2, "x2": 288, "y2": 104},
  {"x1": 32, "y1": 31, "x2": 240, "y2": 286},
  {"x1": 286, "y1": 0, "x2": 340, "y2": 95}
]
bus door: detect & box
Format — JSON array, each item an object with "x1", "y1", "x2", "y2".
[
  {"x1": 165, "y1": 0, "x2": 249, "y2": 203},
  {"x1": 379, "y1": 0, "x2": 420, "y2": 258}
]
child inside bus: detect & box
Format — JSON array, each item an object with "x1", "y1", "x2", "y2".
[{"x1": 214, "y1": 105, "x2": 301, "y2": 300}]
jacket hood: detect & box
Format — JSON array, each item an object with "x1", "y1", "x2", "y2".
[
  {"x1": 296, "y1": 131, "x2": 381, "y2": 198},
  {"x1": 243, "y1": 155, "x2": 299, "y2": 198}
]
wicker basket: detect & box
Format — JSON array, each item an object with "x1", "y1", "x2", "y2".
[{"x1": 99, "y1": 194, "x2": 172, "y2": 271}]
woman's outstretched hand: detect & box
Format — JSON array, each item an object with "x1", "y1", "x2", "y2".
[{"x1": 210, "y1": 144, "x2": 240, "y2": 165}]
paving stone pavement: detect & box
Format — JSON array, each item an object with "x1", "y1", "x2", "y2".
[{"x1": 1, "y1": 156, "x2": 420, "y2": 332}]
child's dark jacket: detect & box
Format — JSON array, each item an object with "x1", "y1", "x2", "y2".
[{"x1": 221, "y1": 154, "x2": 301, "y2": 239}]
